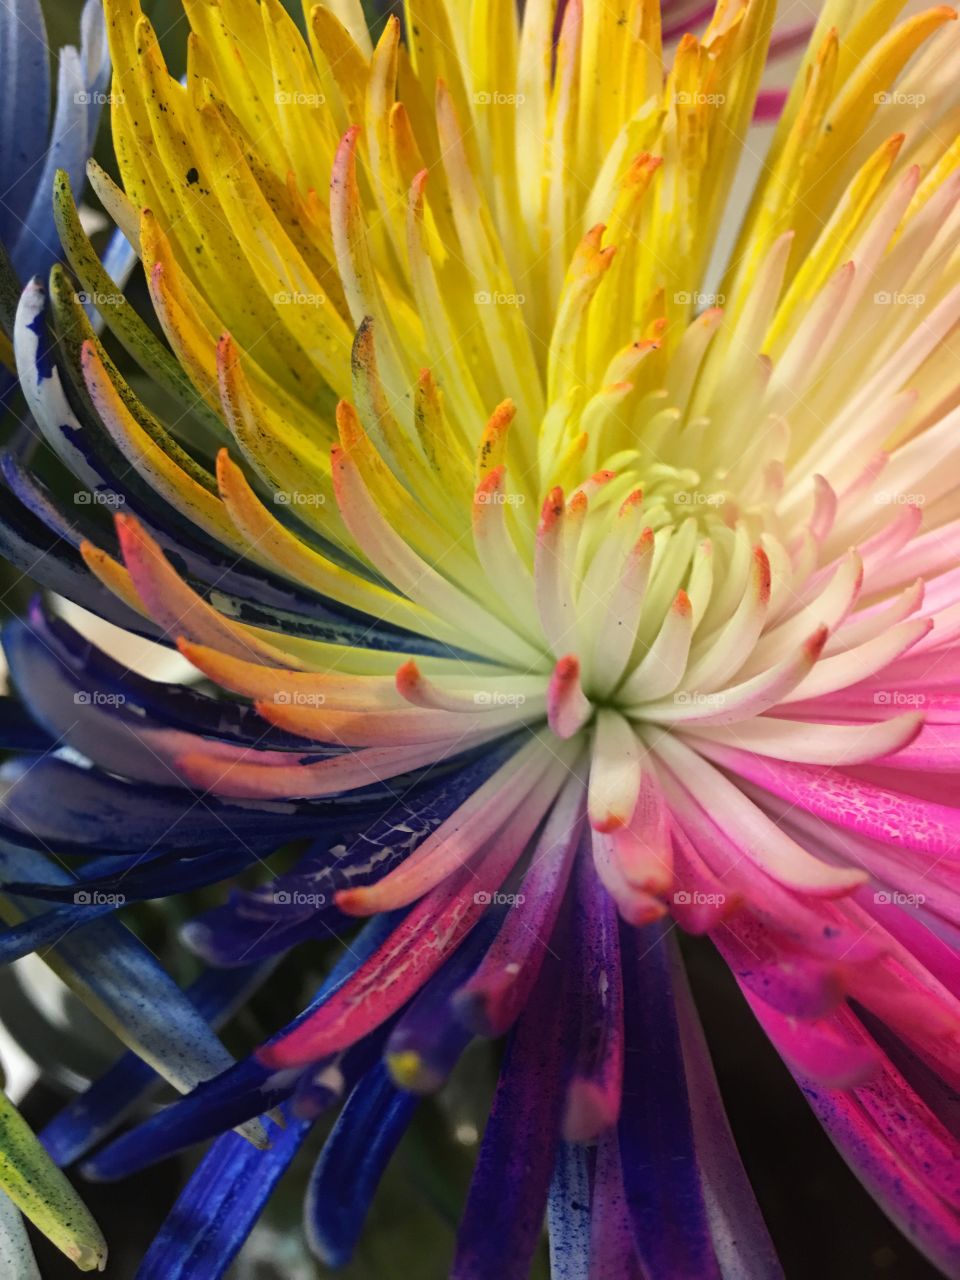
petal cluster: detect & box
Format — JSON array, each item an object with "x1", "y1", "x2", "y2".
[{"x1": 1, "y1": 0, "x2": 960, "y2": 1274}]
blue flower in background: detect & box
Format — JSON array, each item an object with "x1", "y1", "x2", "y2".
[{"x1": 0, "y1": 0, "x2": 111, "y2": 285}]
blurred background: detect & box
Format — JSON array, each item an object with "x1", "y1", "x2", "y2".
[{"x1": 0, "y1": 1, "x2": 944, "y2": 1275}]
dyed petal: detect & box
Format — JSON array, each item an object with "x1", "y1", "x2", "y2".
[
  {"x1": 548, "y1": 1143, "x2": 591, "y2": 1280},
  {"x1": 617, "y1": 921, "x2": 721, "y2": 1279},
  {"x1": 0, "y1": 1091, "x2": 106, "y2": 1272},
  {"x1": 41, "y1": 965, "x2": 266, "y2": 1168},
  {"x1": 305, "y1": 1062, "x2": 418, "y2": 1267},
  {"x1": 137, "y1": 1109, "x2": 311, "y2": 1280},
  {"x1": 451, "y1": 940, "x2": 569, "y2": 1280}
]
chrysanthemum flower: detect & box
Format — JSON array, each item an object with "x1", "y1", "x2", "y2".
[{"x1": 4, "y1": 0, "x2": 960, "y2": 1273}]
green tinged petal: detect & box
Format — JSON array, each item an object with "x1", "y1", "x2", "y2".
[{"x1": 0, "y1": 1092, "x2": 106, "y2": 1273}]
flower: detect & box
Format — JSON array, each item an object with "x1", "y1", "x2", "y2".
[{"x1": 3, "y1": 0, "x2": 960, "y2": 1274}]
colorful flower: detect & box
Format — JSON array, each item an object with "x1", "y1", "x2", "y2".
[{"x1": 3, "y1": 0, "x2": 960, "y2": 1274}]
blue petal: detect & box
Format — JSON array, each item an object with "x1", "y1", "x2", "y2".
[
  {"x1": 83, "y1": 914, "x2": 403, "y2": 1178},
  {"x1": 451, "y1": 937, "x2": 570, "y2": 1280},
  {"x1": 0, "y1": 0, "x2": 50, "y2": 242},
  {"x1": 0, "y1": 842, "x2": 264, "y2": 1145},
  {"x1": 547, "y1": 1143, "x2": 591, "y2": 1280},
  {"x1": 137, "y1": 1107, "x2": 312, "y2": 1280},
  {"x1": 42, "y1": 964, "x2": 267, "y2": 1167},
  {"x1": 305, "y1": 1061, "x2": 419, "y2": 1267},
  {"x1": 12, "y1": 47, "x2": 89, "y2": 283},
  {"x1": 0, "y1": 755, "x2": 340, "y2": 855},
  {"x1": 617, "y1": 920, "x2": 721, "y2": 1279},
  {"x1": 0, "y1": 900, "x2": 115, "y2": 965}
]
